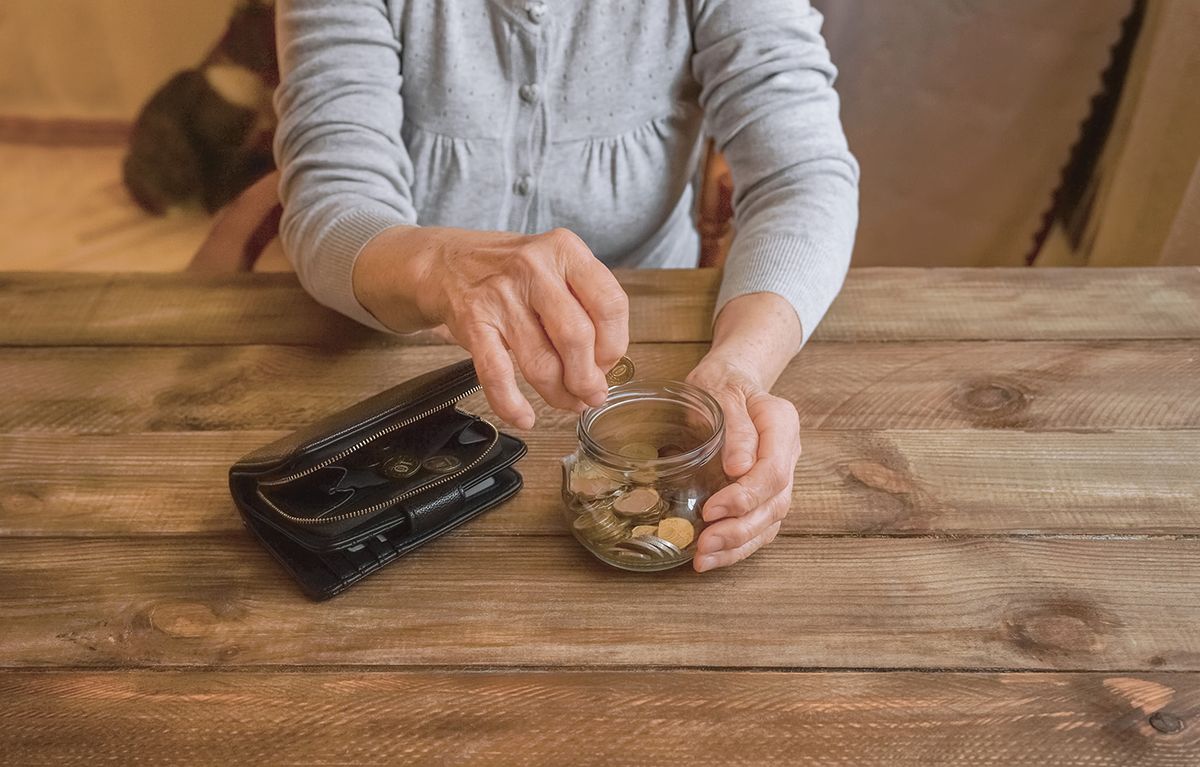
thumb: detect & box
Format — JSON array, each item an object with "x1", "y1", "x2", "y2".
[{"x1": 716, "y1": 389, "x2": 757, "y2": 478}]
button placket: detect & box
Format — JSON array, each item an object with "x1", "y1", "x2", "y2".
[{"x1": 507, "y1": 17, "x2": 548, "y2": 233}]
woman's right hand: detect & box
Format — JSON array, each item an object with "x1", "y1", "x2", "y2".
[{"x1": 352, "y1": 226, "x2": 630, "y2": 430}]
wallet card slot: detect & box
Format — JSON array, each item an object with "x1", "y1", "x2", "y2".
[{"x1": 256, "y1": 410, "x2": 499, "y2": 527}]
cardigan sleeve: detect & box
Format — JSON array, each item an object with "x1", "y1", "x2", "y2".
[
  {"x1": 273, "y1": 0, "x2": 414, "y2": 331},
  {"x1": 691, "y1": 0, "x2": 860, "y2": 343}
]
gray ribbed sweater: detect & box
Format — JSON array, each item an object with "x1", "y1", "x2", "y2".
[{"x1": 274, "y1": 0, "x2": 859, "y2": 342}]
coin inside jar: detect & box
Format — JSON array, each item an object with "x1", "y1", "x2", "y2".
[
  {"x1": 568, "y1": 464, "x2": 623, "y2": 498},
  {"x1": 562, "y1": 379, "x2": 726, "y2": 571},
  {"x1": 611, "y1": 487, "x2": 661, "y2": 517},
  {"x1": 572, "y1": 505, "x2": 627, "y2": 544},
  {"x1": 657, "y1": 516, "x2": 696, "y2": 549}
]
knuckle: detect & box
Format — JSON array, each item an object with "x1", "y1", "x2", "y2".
[
  {"x1": 547, "y1": 227, "x2": 583, "y2": 251},
  {"x1": 770, "y1": 494, "x2": 792, "y2": 523},
  {"x1": 737, "y1": 482, "x2": 762, "y2": 511},
  {"x1": 524, "y1": 345, "x2": 562, "y2": 378},
  {"x1": 524, "y1": 362, "x2": 560, "y2": 389},
  {"x1": 513, "y1": 243, "x2": 549, "y2": 272},
  {"x1": 595, "y1": 285, "x2": 629, "y2": 319},
  {"x1": 762, "y1": 522, "x2": 782, "y2": 546},
  {"x1": 769, "y1": 395, "x2": 797, "y2": 416},
  {"x1": 766, "y1": 462, "x2": 791, "y2": 492},
  {"x1": 726, "y1": 519, "x2": 755, "y2": 548},
  {"x1": 474, "y1": 355, "x2": 512, "y2": 388},
  {"x1": 553, "y1": 317, "x2": 595, "y2": 351}
]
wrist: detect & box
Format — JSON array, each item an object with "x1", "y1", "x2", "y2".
[
  {"x1": 700, "y1": 292, "x2": 803, "y2": 390},
  {"x1": 692, "y1": 347, "x2": 771, "y2": 390},
  {"x1": 352, "y1": 226, "x2": 441, "y2": 332}
]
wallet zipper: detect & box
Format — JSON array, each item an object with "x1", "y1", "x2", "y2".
[
  {"x1": 260, "y1": 383, "x2": 482, "y2": 486},
  {"x1": 256, "y1": 383, "x2": 508, "y2": 526}
]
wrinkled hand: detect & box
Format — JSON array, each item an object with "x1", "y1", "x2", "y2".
[
  {"x1": 355, "y1": 226, "x2": 629, "y2": 429},
  {"x1": 686, "y1": 357, "x2": 801, "y2": 572}
]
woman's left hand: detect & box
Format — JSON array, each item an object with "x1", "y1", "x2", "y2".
[{"x1": 686, "y1": 355, "x2": 801, "y2": 572}]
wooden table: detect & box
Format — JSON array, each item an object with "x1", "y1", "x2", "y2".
[{"x1": 2, "y1": 268, "x2": 1199, "y2": 765}]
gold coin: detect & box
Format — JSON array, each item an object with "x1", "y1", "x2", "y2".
[
  {"x1": 657, "y1": 517, "x2": 695, "y2": 549},
  {"x1": 605, "y1": 356, "x2": 635, "y2": 387},
  {"x1": 631, "y1": 524, "x2": 658, "y2": 538},
  {"x1": 574, "y1": 505, "x2": 627, "y2": 543},
  {"x1": 621, "y1": 442, "x2": 659, "y2": 461},
  {"x1": 569, "y1": 467, "x2": 622, "y2": 498},
  {"x1": 612, "y1": 487, "x2": 660, "y2": 517}
]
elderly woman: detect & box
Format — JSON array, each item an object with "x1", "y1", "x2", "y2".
[{"x1": 274, "y1": 0, "x2": 859, "y2": 572}]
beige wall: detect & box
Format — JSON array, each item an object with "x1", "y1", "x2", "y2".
[
  {"x1": 0, "y1": 0, "x2": 240, "y2": 120},
  {"x1": 816, "y1": 0, "x2": 1133, "y2": 267}
]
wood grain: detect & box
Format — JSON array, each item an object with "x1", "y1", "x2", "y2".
[
  {"x1": 2, "y1": 268, "x2": 1198, "y2": 346},
  {"x1": 3, "y1": 267, "x2": 1198, "y2": 764},
  {"x1": 4, "y1": 536, "x2": 1199, "y2": 670},
  {"x1": 4, "y1": 429, "x2": 1199, "y2": 538},
  {"x1": 1, "y1": 670, "x2": 1197, "y2": 766},
  {"x1": 0, "y1": 269, "x2": 714, "y2": 347},
  {"x1": 3, "y1": 340, "x2": 1198, "y2": 434}
]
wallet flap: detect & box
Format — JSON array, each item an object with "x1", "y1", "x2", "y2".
[{"x1": 232, "y1": 358, "x2": 479, "y2": 474}]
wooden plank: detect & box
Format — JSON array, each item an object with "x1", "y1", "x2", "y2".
[
  {"x1": 0, "y1": 269, "x2": 714, "y2": 347},
  {"x1": 4, "y1": 429, "x2": 1199, "y2": 538},
  {"x1": 2, "y1": 268, "x2": 1199, "y2": 347},
  {"x1": 2, "y1": 536, "x2": 1198, "y2": 670},
  {"x1": 2, "y1": 340, "x2": 1198, "y2": 434},
  {"x1": 1, "y1": 671, "x2": 1196, "y2": 766}
]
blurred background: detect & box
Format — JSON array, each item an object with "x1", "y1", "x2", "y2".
[{"x1": 0, "y1": 0, "x2": 1196, "y2": 273}]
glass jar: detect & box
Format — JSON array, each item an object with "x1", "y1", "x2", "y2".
[{"x1": 561, "y1": 380, "x2": 726, "y2": 571}]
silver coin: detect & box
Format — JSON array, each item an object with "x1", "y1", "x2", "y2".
[
  {"x1": 614, "y1": 535, "x2": 683, "y2": 559},
  {"x1": 639, "y1": 535, "x2": 685, "y2": 558}
]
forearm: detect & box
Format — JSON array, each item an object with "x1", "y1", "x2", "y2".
[
  {"x1": 275, "y1": 0, "x2": 417, "y2": 331},
  {"x1": 700, "y1": 291, "x2": 803, "y2": 390}
]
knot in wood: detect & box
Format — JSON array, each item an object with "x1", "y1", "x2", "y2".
[
  {"x1": 961, "y1": 380, "x2": 1027, "y2": 414},
  {"x1": 1149, "y1": 711, "x2": 1185, "y2": 734}
]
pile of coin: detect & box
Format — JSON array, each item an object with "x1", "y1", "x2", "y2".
[
  {"x1": 565, "y1": 355, "x2": 710, "y2": 569},
  {"x1": 566, "y1": 455, "x2": 700, "y2": 568}
]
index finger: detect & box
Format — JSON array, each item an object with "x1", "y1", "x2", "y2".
[
  {"x1": 556, "y1": 233, "x2": 629, "y2": 370},
  {"x1": 702, "y1": 396, "x2": 799, "y2": 522}
]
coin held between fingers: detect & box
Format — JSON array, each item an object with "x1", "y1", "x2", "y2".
[{"x1": 605, "y1": 355, "x2": 635, "y2": 387}]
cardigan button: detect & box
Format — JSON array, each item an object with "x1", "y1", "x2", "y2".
[
  {"x1": 519, "y1": 83, "x2": 541, "y2": 104},
  {"x1": 514, "y1": 175, "x2": 533, "y2": 196},
  {"x1": 526, "y1": 2, "x2": 547, "y2": 23}
]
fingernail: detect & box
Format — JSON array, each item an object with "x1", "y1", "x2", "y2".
[
  {"x1": 699, "y1": 535, "x2": 724, "y2": 554},
  {"x1": 703, "y1": 505, "x2": 726, "y2": 521},
  {"x1": 695, "y1": 555, "x2": 716, "y2": 572},
  {"x1": 586, "y1": 390, "x2": 607, "y2": 408},
  {"x1": 516, "y1": 414, "x2": 535, "y2": 430}
]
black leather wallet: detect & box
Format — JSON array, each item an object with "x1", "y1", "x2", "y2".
[{"x1": 229, "y1": 359, "x2": 527, "y2": 600}]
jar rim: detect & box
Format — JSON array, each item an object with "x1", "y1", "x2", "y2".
[{"x1": 577, "y1": 379, "x2": 725, "y2": 477}]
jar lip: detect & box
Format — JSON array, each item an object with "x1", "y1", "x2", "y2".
[{"x1": 577, "y1": 379, "x2": 725, "y2": 476}]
